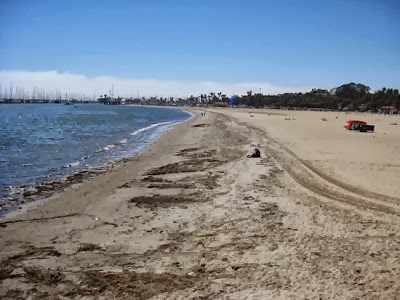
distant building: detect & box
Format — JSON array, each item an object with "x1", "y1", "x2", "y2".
[
  {"x1": 213, "y1": 102, "x2": 228, "y2": 107},
  {"x1": 358, "y1": 104, "x2": 368, "y2": 111},
  {"x1": 342, "y1": 103, "x2": 355, "y2": 111},
  {"x1": 379, "y1": 106, "x2": 398, "y2": 114},
  {"x1": 124, "y1": 98, "x2": 141, "y2": 104}
]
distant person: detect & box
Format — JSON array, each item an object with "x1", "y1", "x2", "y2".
[{"x1": 247, "y1": 148, "x2": 261, "y2": 158}]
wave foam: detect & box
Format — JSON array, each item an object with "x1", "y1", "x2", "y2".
[
  {"x1": 130, "y1": 121, "x2": 174, "y2": 136},
  {"x1": 64, "y1": 161, "x2": 80, "y2": 168},
  {"x1": 97, "y1": 144, "x2": 115, "y2": 152}
]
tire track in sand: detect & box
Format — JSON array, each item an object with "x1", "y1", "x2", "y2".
[
  {"x1": 265, "y1": 139, "x2": 400, "y2": 217},
  {"x1": 212, "y1": 112, "x2": 400, "y2": 217}
]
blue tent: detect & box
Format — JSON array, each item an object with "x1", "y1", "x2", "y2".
[{"x1": 230, "y1": 96, "x2": 236, "y2": 105}]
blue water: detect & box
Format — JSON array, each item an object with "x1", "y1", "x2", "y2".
[{"x1": 0, "y1": 103, "x2": 191, "y2": 208}]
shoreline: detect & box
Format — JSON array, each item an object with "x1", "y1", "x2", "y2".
[
  {"x1": 0, "y1": 106, "x2": 193, "y2": 219},
  {"x1": 1, "y1": 108, "x2": 399, "y2": 299}
]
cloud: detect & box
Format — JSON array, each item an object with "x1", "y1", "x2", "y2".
[{"x1": 0, "y1": 70, "x2": 313, "y2": 98}]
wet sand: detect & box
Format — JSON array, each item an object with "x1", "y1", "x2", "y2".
[{"x1": 0, "y1": 108, "x2": 399, "y2": 299}]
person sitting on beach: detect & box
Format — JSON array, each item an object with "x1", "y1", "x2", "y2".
[{"x1": 247, "y1": 148, "x2": 261, "y2": 158}]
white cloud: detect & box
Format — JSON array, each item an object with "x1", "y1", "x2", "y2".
[{"x1": 0, "y1": 70, "x2": 313, "y2": 98}]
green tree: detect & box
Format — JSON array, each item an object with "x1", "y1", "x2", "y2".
[{"x1": 335, "y1": 82, "x2": 370, "y2": 99}]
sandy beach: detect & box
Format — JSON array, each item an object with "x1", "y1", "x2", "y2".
[
  {"x1": 212, "y1": 108, "x2": 400, "y2": 199},
  {"x1": 1, "y1": 108, "x2": 399, "y2": 299}
]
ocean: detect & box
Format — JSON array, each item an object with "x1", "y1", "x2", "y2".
[{"x1": 0, "y1": 103, "x2": 192, "y2": 214}]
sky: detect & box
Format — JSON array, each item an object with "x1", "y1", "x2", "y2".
[{"x1": 0, "y1": 0, "x2": 399, "y2": 98}]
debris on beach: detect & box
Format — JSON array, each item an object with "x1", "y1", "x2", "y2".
[
  {"x1": 174, "y1": 147, "x2": 202, "y2": 156},
  {"x1": 0, "y1": 258, "x2": 17, "y2": 280},
  {"x1": 145, "y1": 158, "x2": 224, "y2": 175},
  {"x1": 73, "y1": 270, "x2": 198, "y2": 299},
  {"x1": 118, "y1": 181, "x2": 135, "y2": 188},
  {"x1": 192, "y1": 123, "x2": 209, "y2": 128},
  {"x1": 147, "y1": 182, "x2": 196, "y2": 189},
  {"x1": 12, "y1": 246, "x2": 62, "y2": 259},
  {"x1": 77, "y1": 243, "x2": 103, "y2": 252},
  {"x1": 0, "y1": 246, "x2": 62, "y2": 281},
  {"x1": 178, "y1": 149, "x2": 217, "y2": 159},
  {"x1": 23, "y1": 266, "x2": 64, "y2": 285},
  {"x1": 1, "y1": 168, "x2": 105, "y2": 213},
  {"x1": 141, "y1": 175, "x2": 169, "y2": 182},
  {"x1": 129, "y1": 194, "x2": 204, "y2": 207},
  {"x1": 196, "y1": 174, "x2": 221, "y2": 189}
]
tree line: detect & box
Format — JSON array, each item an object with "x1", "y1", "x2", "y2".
[
  {"x1": 95, "y1": 82, "x2": 400, "y2": 111},
  {"x1": 210, "y1": 83, "x2": 400, "y2": 111}
]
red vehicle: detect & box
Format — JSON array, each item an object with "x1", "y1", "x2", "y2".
[{"x1": 344, "y1": 120, "x2": 374, "y2": 132}]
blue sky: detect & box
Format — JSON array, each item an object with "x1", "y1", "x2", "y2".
[{"x1": 0, "y1": 0, "x2": 399, "y2": 96}]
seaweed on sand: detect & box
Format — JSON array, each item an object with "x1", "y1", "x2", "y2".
[
  {"x1": 73, "y1": 271, "x2": 198, "y2": 299},
  {"x1": 145, "y1": 158, "x2": 224, "y2": 175},
  {"x1": 129, "y1": 194, "x2": 204, "y2": 208}
]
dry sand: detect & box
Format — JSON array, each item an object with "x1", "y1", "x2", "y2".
[
  {"x1": 212, "y1": 108, "x2": 400, "y2": 199},
  {"x1": 0, "y1": 108, "x2": 399, "y2": 299}
]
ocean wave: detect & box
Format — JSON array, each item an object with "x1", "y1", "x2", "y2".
[
  {"x1": 130, "y1": 121, "x2": 174, "y2": 136},
  {"x1": 97, "y1": 144, "x2": 115, "y2": 152},
  {"x1": 63, "y1": 161, "x2": 80, "y2": 168}
]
